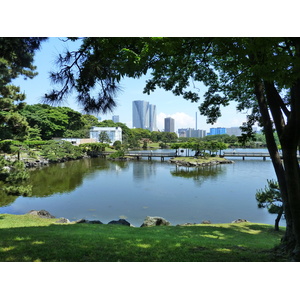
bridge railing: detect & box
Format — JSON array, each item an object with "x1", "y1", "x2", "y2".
[
  {"x1": 223, "y1": 152, "x2": 271, "y2": 157},
  {"x1": 127, "y1": 151, "x2": 177, "y2": 157}
]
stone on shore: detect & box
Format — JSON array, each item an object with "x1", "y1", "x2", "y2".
[
  {"x1": 140, "y1": 216, "x2": 171, "y2": 227},
  {"x1": 201, "y1": 220, "x2": 212, "y2": 224},
  {"x1": 27, "y1": 209, "x2": 55, "y2": 219},
  {"x1": 108, "y1": 219, "x2": 131, "y2": 226},
  {"x1": 231, "y1": 219, "x2": 249, "y2": 223},
  {"x1": 74, "y1": 219, "x2": 103, "y2": 224}
]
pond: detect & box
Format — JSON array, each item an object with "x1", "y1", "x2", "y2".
[{"x1": 0, "y1": 150, "x2": 282, "y2": 227}]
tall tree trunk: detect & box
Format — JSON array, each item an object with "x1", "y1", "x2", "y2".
[
  {"x1": 281, "y1": 147, "x2": 300, "y2": 260},
  {"x1": 254, "y1": 80, "x2": 295, "y2": 255},
  {"x1": 279, "y1": 73, "x2": 300, "y2": 260},
  {"x1": 263, "y1": 67, "x2": 300, "y2": 260}
]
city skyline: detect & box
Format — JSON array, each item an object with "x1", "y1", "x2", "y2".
[{"x1": 12, "y1": 38, "x2": 256, "y2": 133}]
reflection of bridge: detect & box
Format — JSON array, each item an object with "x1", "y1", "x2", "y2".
[{"x1": 127, "y1": 151, "x2": 178, "y2": 161}]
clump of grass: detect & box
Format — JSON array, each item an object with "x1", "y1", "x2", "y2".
[{"x1": 0, "y1": 214, "x2": 286, "y2": 262}]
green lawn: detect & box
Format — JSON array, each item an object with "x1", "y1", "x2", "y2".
[{"x1": 0, "y1": 214, "x2": 286, "y2": 262}]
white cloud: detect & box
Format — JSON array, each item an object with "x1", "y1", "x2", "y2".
[{"x1": 157, "y1": 112, "x2": 195, "y2": 131}]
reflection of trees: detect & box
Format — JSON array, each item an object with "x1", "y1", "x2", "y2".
[
  {"x1": 29, "y1": 157, "x2": 111, "y2": 197},
  {"x1": 170, "y1": 165, "x2": 226, "y2": 186},
  {"x1": 0, "y1": 188, "x2": 18, "y2": 207}
]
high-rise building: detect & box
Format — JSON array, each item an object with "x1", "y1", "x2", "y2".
[
  {"x1": 132, "y1": 100, "x2": 149, "y2": 129},
  {"x1": 149, "y1": 104, "x2": 157, "y2": 131},
  {"x1": 226, "y1": 127, "x2": 242, "y2": 136},
  {"x1": 164, "y1": 117, "x2": 175, "y2": 132},
  {"x1": 132, "y1": 100, "x2": 157, "y2": 131},
  {"x1": 112, "y1": 115, "x2": 119, "y2": 123},
  {"x1": 178, "y1": 128, "x2": 206, "y2": 138}
]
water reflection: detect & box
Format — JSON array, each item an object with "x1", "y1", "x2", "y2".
[
  {"x1": 170, "y1": 165, "x2": 226, "y2": 186},
  {"x1": 28, "y1": 158, "x2": 111, "y2": 197},
  {"x1": 132, "y1": 161, "x2": 160, "y2": 180},
  {"x1": 0, "y1": 189, "x2": 18, "y2": 207}
]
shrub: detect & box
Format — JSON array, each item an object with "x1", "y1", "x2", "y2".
[
  {"x1": 41, "y1": 141, "x2": 83, "y2": 162},
  {"x1": 109, "y1": 150, "x2": 125, "y2": 159}
]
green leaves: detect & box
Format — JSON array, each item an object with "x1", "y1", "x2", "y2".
[{"x1": 40, "y1": 141, "x2": 84, "y2": 162}]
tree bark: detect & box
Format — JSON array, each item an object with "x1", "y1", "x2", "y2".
[
  {"x1": 281, "y1": 147, "x2": 300, "y2": 260},
  {"x1": 254, "y1": 80, "x2": 295, "y2": 255},
  {"x1": 275, "y1": 207, "x2": 284, "y2": 232},
  {"x1": 263, "y1": 74, "x2": 300, "y2": 260}
]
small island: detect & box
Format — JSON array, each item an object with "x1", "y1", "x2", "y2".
[{"x1": 169, "y1": 156, "x2": 234, "y2": 167}]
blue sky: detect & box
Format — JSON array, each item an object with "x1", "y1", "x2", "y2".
[{"x1": 13, "y1": 37, "x2": 252, "y2": 132}]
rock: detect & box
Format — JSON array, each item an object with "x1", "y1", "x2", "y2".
[
  {"x1": 75, "y1": 219, "x2": 103, "y2": 224},
  {"x1": 108, "y1": 219, "x2": 130, "y2": 226},
  {"x1": 140, "y1": 216, "x2": 171, "y2": 227},
  {"x1": 75, "y1": 218, "x2": 87, "y2": 223},
  {"x1": 27, "y1": 209, "x2": 55, "y2": 219},
  {"x1": 201, "y1": 220, "x2": 211, "y2": 224},
  {"x1": 55, "y1": 217, "x2": 70, "y2": 223},
  {"x1": 87, "y1": 220, "x2": 103, "y2": 224},
  {"x1": 231, "y1": 219, "x2": 249, "y2": 223}
]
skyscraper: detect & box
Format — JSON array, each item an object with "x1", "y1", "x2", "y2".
[
  {"x1": 132, "y1": 100, "x2": 149, "y2": 129},
  {"x1": 132, "y1": 100, "x2": 157, "y2": 131},
  {"x1": 164, "y1": 117, "x2": 175, "y2": 132},
  {"x1": 112, "y1": 115, "x2": 119, "y2": 123},
  {"x1": 178, "y1": 128, "x2": 206, "y2": 138},
  {"x1": 149, "y1": 104, "x2": 157, "y2": 131}
]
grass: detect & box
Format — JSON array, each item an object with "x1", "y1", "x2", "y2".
[{"x1": 0, "y1": 214, "x2": 287, "y2": 262}]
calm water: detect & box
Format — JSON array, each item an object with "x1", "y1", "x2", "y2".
[{"x1": 0, "y1": 149, "x2": 281, "y2": 227}]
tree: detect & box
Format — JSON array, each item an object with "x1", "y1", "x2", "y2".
[
  {"x1": 0, "y1": 38, "x2": 46, "y2": 140},
  {"x1": 45, "y1": 37, "x2": 300, "y2": 260},
  {"x1": 98, "y1": 131, "x2": 111, "y2": 143},
  {"x1": 256, "y1": 179, "x2": 284, "y2": 231},
  {"x1": 20, "y1": 104, "x2": 85, "y2": 139}
]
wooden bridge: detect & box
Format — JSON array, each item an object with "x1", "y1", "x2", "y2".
[
  {"x1": 127, "y1": 151, "x2": 178, "y2": 161},
  {"x1": 223, "y1": 151, "x2": 300, "y2": 160},
  {"x1": 223, "y1": 151, "x2": 274, "y2": 160}
]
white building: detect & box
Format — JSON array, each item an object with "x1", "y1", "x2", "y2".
[{"x1": 89, "y1": 127, "x2": 122, "y2": 145}]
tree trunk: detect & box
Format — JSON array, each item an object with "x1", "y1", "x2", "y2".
[
  {"x1": 275, "y1": 206, "x2": 284, "y2": 232},
  {"x1": 262, "y1": 75, "x2": 300, "y2": 260},
  {"x1": 254, "y1": 80, "x2": 295, "y2": 256},
  {"x1": 281, "y1": 148, "x2": 300, "y2": 260}
]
